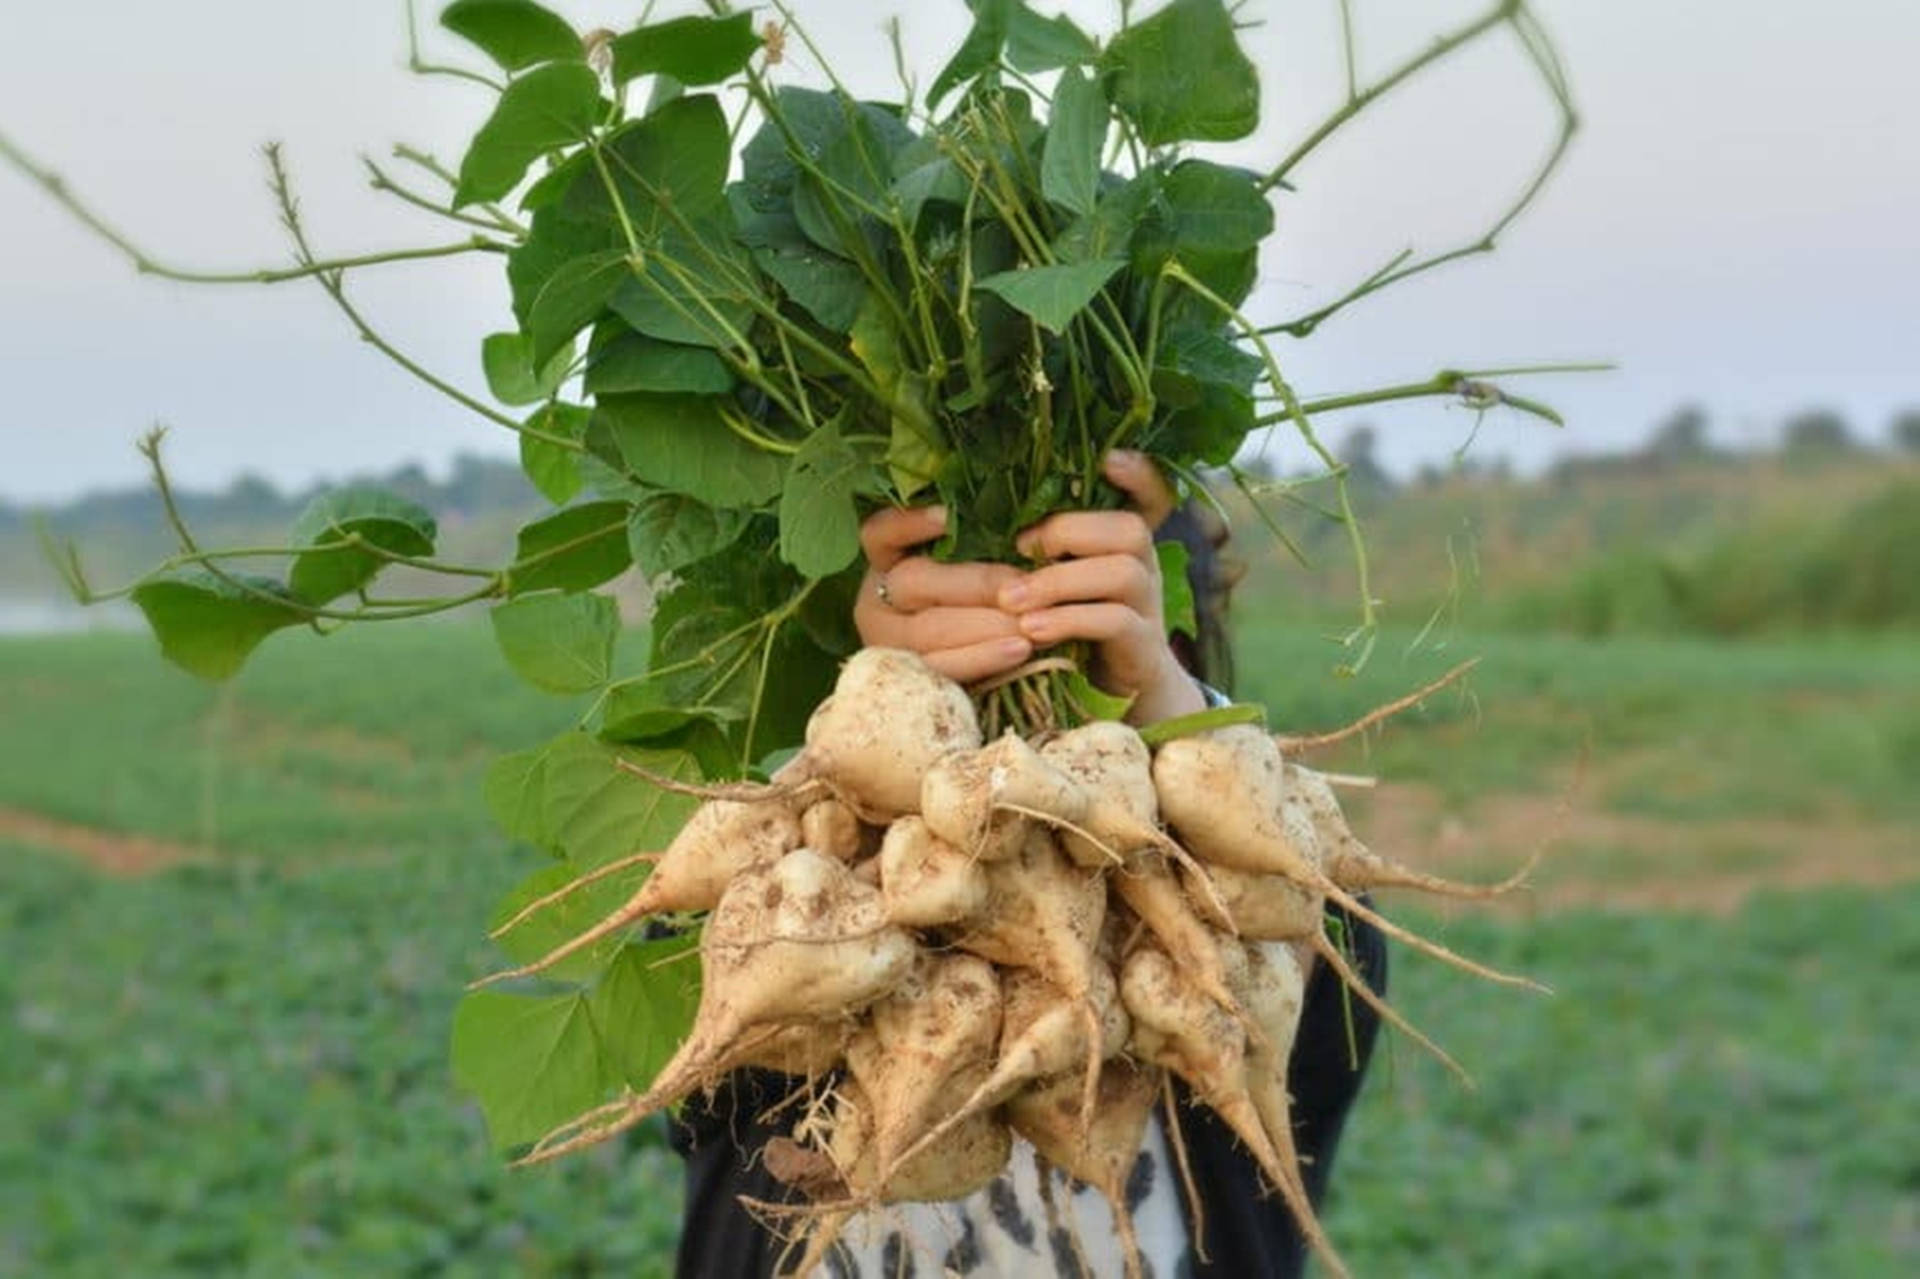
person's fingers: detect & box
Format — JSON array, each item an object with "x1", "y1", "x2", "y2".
[
  {"x1": 882, "y1": 556, "x2": 1024, "y2": 613},
  {"x1": 855, "y1": 602, "x2": 1023, "y2": 653},
  {"x1": 998, "y1": 553, "x2": 1156, "y2": 618},
  {"x1": 858, "y1": 504, "x2": 947, "y2": 573},
  {"x1": 1015, "y1": 509, "x2": 1154, "y2": 565},
  {"x1": 1102, "y1": 449, "x2": 1176, "y2": 530},
  {"x1": 1014, "y1": 601, "x2": 1156, "y2": 650},
  {"x1": 921, "y1": 635, "x2": 1034, "y2": 684}
]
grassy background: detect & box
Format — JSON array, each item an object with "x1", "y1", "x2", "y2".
[{"x1": 2, "y1": 619, "x2": 1915, "y2": 1275}]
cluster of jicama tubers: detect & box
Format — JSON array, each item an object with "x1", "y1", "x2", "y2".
[{"x1": 476, "y1": 649, "x2": 1542, "y2": 1278}]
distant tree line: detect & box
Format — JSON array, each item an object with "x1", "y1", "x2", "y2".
[{"x1": 0, "y1": 454, "x2": 543, "y2": 538}]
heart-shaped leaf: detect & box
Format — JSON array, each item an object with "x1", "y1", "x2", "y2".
[
  {"x1": 130, "y1": 571, "x2": 306, "y2": 682},
  {"x1": 975, "y1": 258, "x2": 1125, "y2": 334},
  {"x1": 509, "y1": 500, "x2": 634, "y2": 595},
  {"x1": 609, "y1": 13, "x2": 761, "y2": 87},
  {"x1": 483, "y1": 330, "x2": 574, "y2": 406},
  {"x1": 1100, "y1": 0, "x2": 1259, "y2": 145},
  {"x1": 596, "y1": 394, "x2": 787, "y2": 508},
  {"x1": 455, "y1": 62, "x2": 603, "y2": 207},
  {"x1": 490, "y1": 592, "x2": 619, "y2": 693},
  {"x1": 286, "y1": 488, "x2": 438, "y2": 606},
  {"x1": 440, "y1": 0, "x2": 582, "y2": 73}
]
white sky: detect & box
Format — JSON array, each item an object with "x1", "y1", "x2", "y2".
[{"x1": 2, "y1": 0, "x2": 1917, "y2": 503}]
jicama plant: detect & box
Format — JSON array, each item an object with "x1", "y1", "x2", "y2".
[{"x1": 3, "y1": 0, "x2": 1583, "y2": 1270}]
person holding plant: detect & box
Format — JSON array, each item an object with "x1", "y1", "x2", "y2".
[{"x1": 669, "y1": 450, "x2": 1388, "y2": 1278}]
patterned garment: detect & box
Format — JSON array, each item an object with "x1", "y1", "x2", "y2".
[{"x1": 821, "y1": 1121, "x2": 1192, "y2": 1278}]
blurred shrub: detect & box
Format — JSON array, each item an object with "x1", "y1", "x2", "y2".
[{"x1": 1502, "y1": 481, "x2": 1920, "y2": 636}]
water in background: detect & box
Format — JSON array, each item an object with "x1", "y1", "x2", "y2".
[{"x1": 0, "y1": 595, "x2": 138, "y2": 636}]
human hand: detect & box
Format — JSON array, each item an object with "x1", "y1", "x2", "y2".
[
  {"x1": 996, "y1": 450, "x2": 1206, "y2": 726},
  {"x1": 854, "y1": 451, "x2": 1206, "y2": 726}
]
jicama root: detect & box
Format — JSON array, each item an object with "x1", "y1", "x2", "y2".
[
  {"x1": 876, "y1": 816, "x2": 989, "y2": 928},
  {"x1": 800, "y1": 797, "x2": 865, "y2": 863},
  {"x1": 803, "y1": 648, "x2": 981, "y2": 822},
  {"x1": 850, "y1": 953, "x2": 1002, "y2": 1174},
  {"x1": 956, "y1": 829, "x2": 1110, "y2": 1122},
  {"x1": 876, "y1": 965, "x2": 1129, "y2": 1191},
  {"x1": 1155, "y1": 723, "x2": 1544, "y2": 991},
  {"x1": 1290, "y1": 762, "x2": 1542, "y2": 900},
  {"x1": 921, "y1": 732, "x2": 1091, "y2": 861},
  {"x1": 1121, "y1": 943, "x2": 1352, "y2": 1279},
  {"x1": 473, "y1": 795, "x2": 802, "y2": 987},
  {"x1": 1040, "y1": 721, "x2": 1162, "y2": 867},
  {"x1": 514, "y1": 849, "x2": 917, "y2": 1166},
  {"x1": 1007, "y1": 1058, "x2": 1163, "y2": 1279}
]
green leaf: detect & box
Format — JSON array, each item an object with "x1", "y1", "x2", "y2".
[
  {"x1": 600, "y1": 95, "x2": 732, "y2": 230},
  {"x1": 527, "y1": 250, "x2": 631, "y2": 368},
  {"x1": 590, "y1": 938, "x2": 701, "y2": 1090},
  {"x1": 596, "y1": 394, "x2": 787, "y2": 508},
  {"x1": 130, "y1": 571, "x2": 305, "y2": 682},
  {"x1": 1041, "y1": 66, "x2": 1106, "y2": 216},
  {"x1": 488, "y1": 859, "x2": 636, "y2": 983},
  {"x1": 1053, "y1": 168, "x2": 1159, "y2": 265},
  {"x1": 751, "y1": 240, "x2": 866, "y2": 333},
  {"x1": 627, "y1": 490, "x2": 749, "y2": 579},
  {"x1": 1064, "y1": 668, "x2": 1135, "y2": 722},
  {"x1": 286, "y1": 488, "x2": 438, "y2": 606},
  {"x1": 607, "y1": 217, "x2": 758, "y2": 349},
  {"x1": 485, "y1": 746, "x2": 551, "y2": 846},
  {"x1": 483, "y1": 331, "x2": 573, "y2": 406},
  {"x1": 609, "y1": 13, "x2": 760, "y2": 87},
  {"x1": 455, "y1": 62, "x2": 604, "y2": 207},
  {"x1": 1156, "y1": 539, "x2": 1197, "y2": 639},
  {"x1": 975, "y1": 259, "x2": 1125, "y2": 334},
  {"x1": 779, "y1": 420, "x2": 881, "y2": 579},
  {"x1": 490, "y1": 592, "x2": 619, "y2": 693},
  {"x1": 886, "y1": 372, "x2": 945, "y2": 501},
  {"x1": 509, "y1": 500, "x2": 634, "y2": 595},
  {"x1": 929, "y1": 0, "x2": 1015, "y2": 108},
  {"x1": 520, "y1": 402, "x2": 589, "y2": 506},
  {"x1": 440, "y1": 0, "x2": 582, "y2": 73},
  {"x1": 585, "y1": 326, "x2": 733, "y2": 396},
  {"x1": 1007, "y1": 6, "x2": 1098, "y2": 71},
  {"x1": 451, "y1": 989, "x2": 619, "y2": 1152},
  {"x1": 1100, "y1": 0, "x2": 1259, "y2": 146},
  {"x1": 599, "y1": 683, "x2": 742, "y2": 743},
  {"x1": 848, "y1": 297, "x2": 945, "y2": 499},
  {"x1": 537, "y1": 732, "x2": 702, "y2": 870},
  {"x1": 1158, "y1": 160, "x2": 1274, "y2": 253}
]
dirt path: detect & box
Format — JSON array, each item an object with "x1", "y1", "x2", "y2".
[
  {"x1": 0, "y1": 806, "x2": 201, "y2": 876},
  {"x1": 1350, "y1": 780, "x2": 1918, "y2": 914}
]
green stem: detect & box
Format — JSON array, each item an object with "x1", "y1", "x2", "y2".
[
  {"x1": 1165, "y1": 263, "x2": 1379, "y2": 672},
  {"x1": 1259, "y1": 0, "x2": 1519, "y2": 194},
  {"x1": 1261, "y1": 2, "x2": 1578, "y2": 338},
  {"x1": 260, "y1": 146, "x2": 576, "y2": 449},
  {"x1": 362, "y1": 155, "x2": 526, "y2": 237},
  {"x1": 0, "y1": 130, "x2": 505, "y2": 284}
]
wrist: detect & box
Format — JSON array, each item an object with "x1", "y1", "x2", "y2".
[{"x1": 1124, "y1": 652, "x2": 1208, "y2": 726}]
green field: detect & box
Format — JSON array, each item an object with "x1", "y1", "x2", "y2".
[{"x1": 1, "y1": 623, "x2": 1915, "y2": 1275}]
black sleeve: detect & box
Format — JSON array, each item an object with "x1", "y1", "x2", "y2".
[
  {"x1": 1171, "y1": 897, "x2": 1389, "y2": 1278},
  {"x1": 668, "y1": 1070, "x2": 812, "y2": 1279}
]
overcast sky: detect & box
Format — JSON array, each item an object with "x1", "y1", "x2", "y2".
[{"x1": 2, "y1": 0, "x2": 1916, "y2": 503}]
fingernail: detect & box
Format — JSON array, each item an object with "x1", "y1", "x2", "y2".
[
  {"x1": 1001, "y1": 583, "x2": 1031, "y2": 609},
  {"x1": 1000, "y1": 637, "x2": 1032, "y2": 659},
  {"x1": 1103, "y1": 449, "x2": 1137, "y2": 473},
  {"x1": 926, "y1": 505, "x2": 948, "y2": 527},
  {"x1": 1020, "y1": 613, "x2": 1052, "y2": 640},
  {"x1": 1015, "y1": 532, "x2": 1038, "y2": 558}
]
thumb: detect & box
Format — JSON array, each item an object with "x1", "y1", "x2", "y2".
[{"x1": 1103, "y1": 450, "x2": 1176, "y2": 530}]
